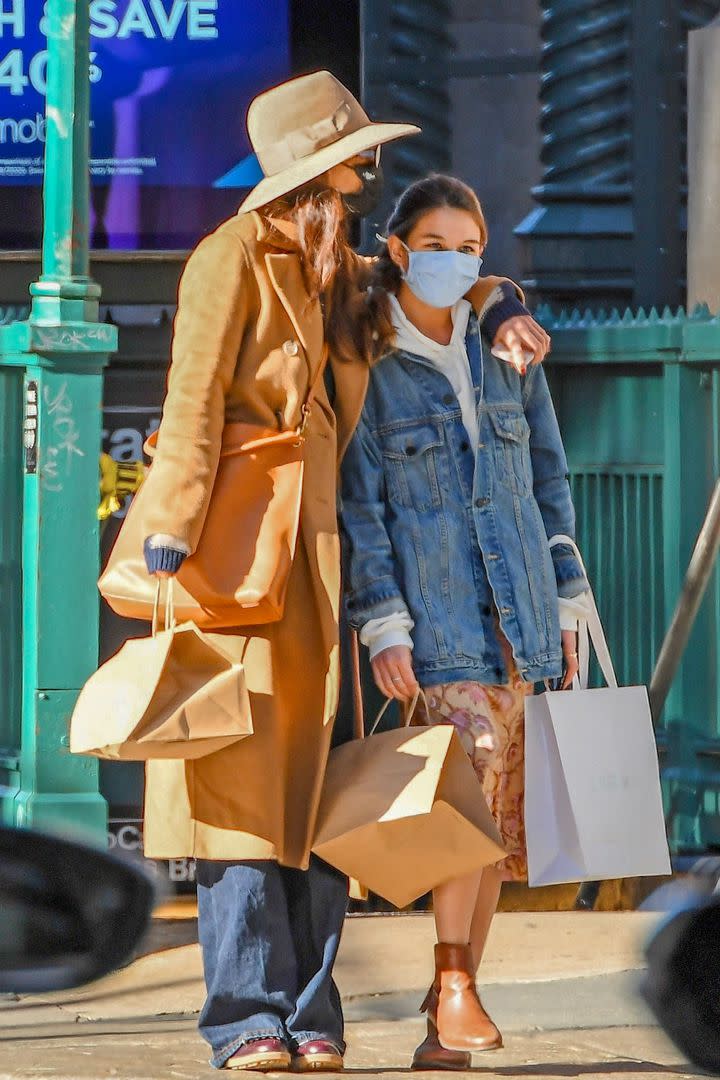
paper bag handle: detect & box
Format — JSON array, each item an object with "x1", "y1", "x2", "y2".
[
  {"x1": 549, "y1": 534, "x2": 618, "y2": 690},
  {"x1": 151, "y1": 578, "x2": 176, "y2": 636},
  {"x1": 369, "y1": 687, "x2": 428, "y2": 737}
]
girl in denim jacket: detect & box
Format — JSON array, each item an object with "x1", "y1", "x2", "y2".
[{"x1": 340, "y1": 175, "x2": 590, "y2": 1070}]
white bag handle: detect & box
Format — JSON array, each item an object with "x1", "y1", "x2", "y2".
[
  {"x1": 151, "y1": 577, "x2": 176, "y2": 636},
  {"x1": 549, "y1": 534, "x2": 618, "y2": 690}
]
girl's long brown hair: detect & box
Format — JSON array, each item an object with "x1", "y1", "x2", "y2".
[
  {"x1": 264, "y1": 186, "x2": 375, "y2": 367},
  {"x1": 366, "y1": 174, "x2": 488, "y2": 361}
]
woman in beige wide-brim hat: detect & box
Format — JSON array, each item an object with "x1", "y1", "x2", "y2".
[{"x1": 139, "y1": 69, "x2": 550, "y2": 1073}]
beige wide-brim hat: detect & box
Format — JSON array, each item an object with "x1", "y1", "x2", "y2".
[{"x1": 238, "y1": 70, "x2": 420, "y2": 214}]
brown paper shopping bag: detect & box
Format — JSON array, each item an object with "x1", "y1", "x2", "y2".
[
  {"x1": 313, "y1": 691, "x2": 506, "y2": 908},
  {"x1": 71, "y1": 585, "x2": 252, "y2": 761}
]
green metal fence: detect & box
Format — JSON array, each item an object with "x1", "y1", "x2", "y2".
[{"x1": 544, "y1": 305, "x2": 720, "y2": 853}]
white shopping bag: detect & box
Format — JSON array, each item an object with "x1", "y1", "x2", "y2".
[{"x1": 524, "y1": 537, "x2": 671, "y2": 887}]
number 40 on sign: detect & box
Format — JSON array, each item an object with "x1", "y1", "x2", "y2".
[{"x1": 0, "y1": 1, "x2": 219, "y2": 97}]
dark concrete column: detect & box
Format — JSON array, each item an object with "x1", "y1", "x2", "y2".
[{"x1": 517, "y1": 0, "x2": 720, "y2": 311}]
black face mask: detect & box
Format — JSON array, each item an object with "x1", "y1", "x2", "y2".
[{"x1": 342, "y1": 163, "x2": 384, "y2": 217}]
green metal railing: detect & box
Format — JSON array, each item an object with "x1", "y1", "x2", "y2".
[{"x1": 544, "y1": 305, "x2": 720, "y2": 852}]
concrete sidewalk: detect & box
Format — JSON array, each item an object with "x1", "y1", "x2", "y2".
[{"x1": 0, "y1": 912, "x2": 699, "y2": 1080}]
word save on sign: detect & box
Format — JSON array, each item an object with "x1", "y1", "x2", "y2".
[
  {"x1": 85, "y1": 0, "x2": 218, "y2": 39},
  {"x1": 0, "y1": 1, "x2": 218, "y2": 97}
]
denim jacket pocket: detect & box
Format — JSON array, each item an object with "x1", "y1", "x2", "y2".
[
  {"x1": 380, "y1": 423, "x2": 444, "y2": 512},
  {"x1": 489, "y1": 409, "x2": 533, "y2": 496}
]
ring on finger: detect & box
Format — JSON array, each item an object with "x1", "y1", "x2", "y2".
[{"x1": 391, "y1": 676, "x2": 403, "y2": 683}]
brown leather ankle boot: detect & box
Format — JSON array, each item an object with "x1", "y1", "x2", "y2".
[
  {"x1": 411, "y1": 986, "x2": 472, "y2": 1070},
  {"x1": 431, "y1": 943, "x2": 503, "y2": 1053}
]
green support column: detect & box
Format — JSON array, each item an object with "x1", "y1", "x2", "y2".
[{"x1": 0, "y1": 0, "x2": 117, "y2": 841}]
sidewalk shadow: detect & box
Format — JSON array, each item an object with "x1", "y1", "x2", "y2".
[{"x1": 343, "y1": 1064, "x2": 703, "y2": 1076}]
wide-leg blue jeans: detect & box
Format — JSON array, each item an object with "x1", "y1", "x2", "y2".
[{"x1": 196, "y1": 857, "x2": 348, "y2": 1069}]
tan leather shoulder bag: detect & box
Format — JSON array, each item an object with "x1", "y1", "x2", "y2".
[{"x1": 99, "y1": 355, "x2": 326, "y2": 629}]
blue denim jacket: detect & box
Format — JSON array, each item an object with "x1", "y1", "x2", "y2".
[{"x1": 339, "y1": 316, "x2": 587, "y2": 686}]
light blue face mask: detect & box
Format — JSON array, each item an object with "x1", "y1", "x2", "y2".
[{"x1": 401, "y1": 241, "x2": 483, "y2": 308}]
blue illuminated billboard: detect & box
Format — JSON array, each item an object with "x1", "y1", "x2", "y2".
[{"x1": 0, "y1": 0, "x2": 290, "y2": 247}]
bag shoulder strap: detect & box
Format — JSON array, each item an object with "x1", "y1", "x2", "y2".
[
  {"x1": 298, "y1": 344, "x2": 329, "y2": 435},
  {"x1": 549, "y1": 534, "x2": 618, "y2": 690}
]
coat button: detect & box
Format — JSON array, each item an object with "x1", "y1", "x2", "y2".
[
  {"x1": 474, "y1": 497, "x2": 489, "y2": 508},
  {"x1": 283, "y1": 339, "x2": 299, "y2": 357},
  {"x1": 443, "y1": 393, "x2": 454, "y2": 405},
  {"x1": 460, "y1": 441, "x2": 470, "y2": 452}
]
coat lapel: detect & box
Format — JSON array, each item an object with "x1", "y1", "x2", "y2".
[
  {"x1": 263, "y1": 226, "x2": 368, "y2": 459},
  {"x1": 265, "y1": 253, "x2": 324, "y2": 374}
]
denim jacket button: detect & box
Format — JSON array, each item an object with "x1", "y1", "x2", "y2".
[
  {"x1": 442, "y1": 393, "x2": 454, "y2": 406},
  {"x1": 474, "y1": 497, "x2": 489, "y2": 508},
  {"x1": 460, "y1": 441, "x2": 470, "y2": 452}
]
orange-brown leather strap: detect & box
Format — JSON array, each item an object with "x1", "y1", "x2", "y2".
[
  {"x1": 298, "y1": 344, "x2": 329, "y2": 434},
  {"x1": 351, "y1": 629, "x2": 365, "y2": 741}
]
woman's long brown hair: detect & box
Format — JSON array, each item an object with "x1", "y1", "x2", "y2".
[{"x1": 264, "y1": 186, "x2": 375, "y2": 367}]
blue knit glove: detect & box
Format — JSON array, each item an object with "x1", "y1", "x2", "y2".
[{"x1": 143, "y1": 539, "x2": 188, "y2": 576}]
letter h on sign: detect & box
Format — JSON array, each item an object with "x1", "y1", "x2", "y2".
[{"x1": 0, "y1": 0, "x2": 25, "y2": 38}]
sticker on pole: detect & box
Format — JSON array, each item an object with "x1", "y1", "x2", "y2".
[{"x1": 24, "y1": 378, "x2": 37, "y2": 474}]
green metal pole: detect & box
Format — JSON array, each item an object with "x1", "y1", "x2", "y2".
[{"x1": 0, "y1": 0, "x2": 117, "y2": 841}]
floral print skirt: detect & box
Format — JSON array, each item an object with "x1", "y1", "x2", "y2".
[{"x1": 419, "y1": 646, "x2": 532, "y2": 882}]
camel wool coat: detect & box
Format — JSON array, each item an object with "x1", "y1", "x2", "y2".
[{"x1": 141, "y1": 209, "x2": 516, "y2": 869}]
